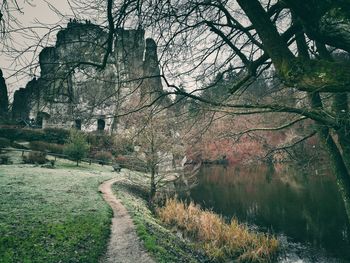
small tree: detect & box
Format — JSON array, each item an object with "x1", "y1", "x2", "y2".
[
  {"x1": 135, "y1": 108, "x2": 194, "y2": 205},
  {"x1": 64, "y1": 130, "x2": 89, "y2": 166}
]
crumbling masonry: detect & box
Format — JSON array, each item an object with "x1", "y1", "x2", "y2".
[{"x1": 12, "y1": 21, "x2": 165, "y2": 133}]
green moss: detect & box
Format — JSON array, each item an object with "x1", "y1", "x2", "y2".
[
  {"x1": 325, "y1": 7, "x2": 350, "y2": 23},
  {"x1": 281, "y1": 58, "x2": 350, "y2": 92}
]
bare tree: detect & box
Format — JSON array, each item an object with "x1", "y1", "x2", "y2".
[
  {"x1": 2, "y1": 0, "x2": 350, "y2": 222},
  {"x1": 130, "y1": 105, "x2": 184, "y2": 202},
  {"x1": 103, "y1": 0, "x2": 350, "y2": 222}
]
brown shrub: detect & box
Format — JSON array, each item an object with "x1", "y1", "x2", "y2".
[
  {"x1": 87, "y1": 133, "x2": 116, "y2": 154},
  {"x1": 23, "y1": 151, "x2": 48, "y2": 164},
  {"x1": 0, "y1": 137, "x2": 11, "y2": 148},
  {"x1": 94, "y1": 151, "x2": 113, "y2": 164},
  {"x1": 29, "y1": 141, "x2": 65, "y2": 154},
  {"x1": 0, "y1": 155, "x2": 11, "y2": 165},
  {"x1": 0, "y1": 137, "x2": 11, "y2": 154}
]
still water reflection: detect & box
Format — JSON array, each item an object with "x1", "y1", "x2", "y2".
[{"x1": 189, "y1": 164, "x2": 350, "y2": 262}]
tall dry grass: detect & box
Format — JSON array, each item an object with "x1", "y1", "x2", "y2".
[{"x1": 158, "y1": 198, "x2": 279, "y2": 262}]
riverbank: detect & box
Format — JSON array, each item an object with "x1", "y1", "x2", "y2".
[
  {"x1": 112, "y1": 170, "x2": 279, "y2": 262},
  {"x1": 112, "y1": 177, "x2": 209, "y2": 263},
  {"x1": 0, "y1": 150, "x2": 280, "y2": 262},
  {"x1": 190, "y1": 164, "x2": 350, "y2": 262}
]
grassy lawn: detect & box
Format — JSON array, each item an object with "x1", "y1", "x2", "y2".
[
  {"x1": 0, "y1": 149, "x2": 279, "y2": 263},
  {"x1": 0, "y1": 153, "x2": 117, "y2": 263}
]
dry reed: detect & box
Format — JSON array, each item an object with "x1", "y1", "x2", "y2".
[{"x1": 157, "y1": 198, "x2": 279, "y2": 262}]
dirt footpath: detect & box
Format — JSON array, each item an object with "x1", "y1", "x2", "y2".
[{"x1": 99, "y1": 178, "x2": 155, "y2": 263}]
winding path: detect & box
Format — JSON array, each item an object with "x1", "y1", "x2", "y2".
[{"x1": 99, "y1": 178, "x2": 155, "y2": 263}]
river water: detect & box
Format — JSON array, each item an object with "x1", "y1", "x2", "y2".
[{"x1": 188, "y1": 164, "x2": 350, "y2": 262}]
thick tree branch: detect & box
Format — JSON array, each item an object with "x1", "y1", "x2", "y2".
[
  {"x1": 232, "y1": 117, "x2": 307, "y2": 138},
  {"x1": 237, "y1": 0, "x2": 350, "y2": 93},
  {"x1": 237, "y1": 0, "x2": 295, "y2": 71},
  {"x1": 265, "y1": 131, "x2": 317, "y2": 157},
  {"x1": 160, "y1": 75, "x2": 342, "y2": 129}
]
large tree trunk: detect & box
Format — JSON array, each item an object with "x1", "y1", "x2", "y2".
[
  {"x1": 333, "y1": 93, "x2": 350, "y2": 170},
  {"x1": 236, "y1": 0, "x2": 294, "y2": 72},
  {"x1": 295, "y1": 25, "x2": 350, "y2": 222},
  {"x1": 317, "y1": 126, "x2": 350, "y2": 221},
  {"x1": 313, "y1": 43, "x2": 350, "y2": 171},
  {"x1": 282, "y1": 0, "x2": 350, "y2": 53},
  {"x1": 309, "y1": 92, "x2": 350, "y2": 222},
  {"x1": 237, "y1": 0, "x2": 350, "y2": 93}
]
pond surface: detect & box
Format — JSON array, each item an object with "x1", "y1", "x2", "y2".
[{"x1": 188, "y1": 164, "x2": 350, "y2": 262}]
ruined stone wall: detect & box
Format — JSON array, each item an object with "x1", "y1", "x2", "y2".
[
  {"x1": 0, "y1": 69, "x2": 9, "y2": 120},
  {"x1": 14, "y1": 21, "x2": 163, "y2": 133}
]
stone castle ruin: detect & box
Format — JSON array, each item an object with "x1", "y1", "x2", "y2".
[{"x1": 12, "y1": 21, "x2": 167, "y2": 133}]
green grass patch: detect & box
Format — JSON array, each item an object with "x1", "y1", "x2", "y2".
[{"x1": 0, "y1": 157, "x2": 116, "y2": 263}]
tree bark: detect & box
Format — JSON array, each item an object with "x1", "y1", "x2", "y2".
[
  {"x1": 309, "y1": 92, "x2": 350, "y2": 223},
  {"x1": 312, "y1": 42, "x2": 350, "y2": 171},
  {"x1": 237, "y1": 0, "x2": 350, "y2": 93},
  {"x1": 236, "y1": 0, "x2": 294, "y2": 71},
  {"x1": 283, "y1": 0, "x2": 350, "y2": 52},
  {"x1": 333, "y1": 93, "x2": 350, "y2": 170},
  {"x1": 150, "y1": 166, "x2": 156, "y2": 202},
  {"x1": 318, "y1": 126, "x2": 350, "y2": 222},
  {"x1": 295, "y1": 28, "x2": 350, "y2": 222}
]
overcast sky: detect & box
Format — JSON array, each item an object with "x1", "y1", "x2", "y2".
[
  {"x1": 0, "y1": 0, "x2": 241, "y2": 99},
  {"x1": 0, "y1": 1, "x2": 74, "y2": 97}
]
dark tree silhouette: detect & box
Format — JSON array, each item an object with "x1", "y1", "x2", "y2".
[{"x1": 0, "y1": 69, "x2": 9, "y2": 119}]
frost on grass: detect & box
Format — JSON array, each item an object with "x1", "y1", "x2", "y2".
[{"x1": 0, "y1": 157, "x2": 116, "y2": 263}]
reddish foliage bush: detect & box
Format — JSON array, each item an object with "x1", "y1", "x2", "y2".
[
  {"x1": 115, "y1": 155, "x2": 127, "y2": 162},
  {"x1": 94, "y1": 151, "x2": 113, "y2": 164}
]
